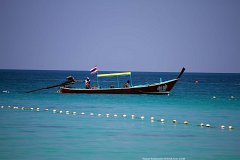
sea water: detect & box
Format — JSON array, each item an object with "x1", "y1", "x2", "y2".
[{"x1": 0, "y1": 70, "x2": 239, "y2": 160}]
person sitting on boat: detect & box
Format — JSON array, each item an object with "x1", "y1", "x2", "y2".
[
  {"x1": 123, "y1": 80, "x2": 130, "y2": 88},
  {"x1": 85, "y1": 77, "x2": 91, "y2": 89}
]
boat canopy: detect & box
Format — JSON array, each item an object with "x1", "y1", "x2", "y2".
[{"x1": 97, "y1": 72, "x2": 131, "y2": 77}]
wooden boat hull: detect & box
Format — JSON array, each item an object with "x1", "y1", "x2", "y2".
[
  {"x1": 60, "y1": 79, "x2": 177, "y2": 94},
  {"x1": 59, "y1": 68, "x2": 185, "y2": 95}
]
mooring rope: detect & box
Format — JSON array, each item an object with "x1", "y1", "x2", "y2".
[{"x1": 0, "y1": 105, "x2": 234, "y2": 130}]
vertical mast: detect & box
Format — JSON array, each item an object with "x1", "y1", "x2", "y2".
[
  {"x1": 97, "y1": 73, "x2": 99, "y2": 88},
  {"x1": 130, "y1": 74, "x2": 133, "y2": 87}
]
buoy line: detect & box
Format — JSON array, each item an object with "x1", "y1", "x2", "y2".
[{"x1": 0, "y1": 105, "x2": 235, "y2": 130}]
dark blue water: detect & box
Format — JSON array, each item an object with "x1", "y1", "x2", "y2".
[{"x1": 0, "y1": 70, "x2": 240, "y2": 160}]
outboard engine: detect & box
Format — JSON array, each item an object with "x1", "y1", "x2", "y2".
[{"x1": 66, "y1": 76, "x2": 76, "y2": 84}]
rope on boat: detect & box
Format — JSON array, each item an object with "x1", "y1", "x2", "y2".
[{"x1": 0, "y1": 105, "x2": 235, "y2": 130}]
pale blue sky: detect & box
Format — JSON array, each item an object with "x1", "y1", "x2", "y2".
[{"x1": 0, "y1": 0, "x2": 240, "y2": 72}]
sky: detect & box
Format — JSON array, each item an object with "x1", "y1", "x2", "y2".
[{"x1": 0, "y1": 0, "x2": 240, "y2": 73}]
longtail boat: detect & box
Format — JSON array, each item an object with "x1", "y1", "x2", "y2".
[{"x1": 59, "y1": 67, "x2": 185, "y2": 95}]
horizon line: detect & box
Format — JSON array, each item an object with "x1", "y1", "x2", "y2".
[{"x1": 0, "y1": 68, "x2": 239, "y2": 74}]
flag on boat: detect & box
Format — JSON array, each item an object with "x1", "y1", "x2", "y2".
[{"x1": 90, "y1": 65, "x2": 98, "y2": 74}]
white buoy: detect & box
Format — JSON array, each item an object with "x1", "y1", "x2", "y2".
[
  {"x1": 150, "y1": 117, "x2": 154, "y2": 120},
  {"x1": 106, "y1": 114, "x2": 110, "y2": 117},
  {"x1": 229, "y1": 126, "x2": 233, "y2": 129},
  {"x1": 66, "y1": 111, "x2": 69, "y2": 114},
  {"x1": 81, "y1": 112, "x2": 85, "y2": 115},
  {"x1": 114, "y1": 114, "x2": 118, "y2": 117},
  {"x1": 8, "y1": 106, "x2": 11, "y2": 108},
  {"x1": 160, "y1": 119, "x2": 165, "y2": 123},
  {"x1": 1, "y1": 106, "x2": 4, "y2": 108},
  {"x1": 140, "y1": 116, "x2": 144, "y2": 120},
  {"x1": 13, "y1": 106, "x2": 18, "y2": 109},
  {"x1": 73, "y1": 112, "x2": 77, "y2": 115},
  {"x1": 123, "y1": 114, "x2": 127, "y2": 118},
  {"x1": 200, "y1": 123, "x2": 204, "y2": 127},
  {"x1": 31, "y1": 108, "x2": 34, "y2": 110},
  {"x1": 90, "y1": 113, "x2": 94, "y2": 116},
  {"x1": 230, "y1": 96, "x2": 234, "y2": 99},
  {"x1": 44, "y1": 108, "x2": 49, "y2": 111},
  {"x1": 131, "y1": 115, "x2": 135, "y2": 119},
  {"x1": 53, "y1": 109, "x2": 57, "y2": 113},
  {"x1": 21, "y1": 107, "x2": 25, "y2": 110},
  {"x1": 220, "y1": 125, "x2": 225, "y2": 129},
  {"x1": 59, "y1": 110, "x2": 63, "y2": 114},
  {"x1": 98, "y1": 113, "x2": 102, "y2": 117},
  {"x1": 173, "y1": 120, "x2": 177, "y2": 123},
  {"x1": 206, "y1": 124, "x2": 211, "y2": 127},
  {"x1": 36, "y1": 108, "x2": 40, "y2": 111},
  {"x1": 151, "y1": 119, "x2": 154, "y2": 123},
  {"x1": 184, "y1": 121, "x2": 189, "y2": 125},
  {"x1": 212, "y1": 96, "x2": 216, "y2": 99}
]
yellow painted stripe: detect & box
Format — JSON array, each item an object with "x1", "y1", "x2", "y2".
[{"x1": 97, "y1": 72, "x2": 131, "y2": 77}]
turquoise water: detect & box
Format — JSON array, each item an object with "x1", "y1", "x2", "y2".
[{"x1": 0, "y1": 70, "x2": 240, "y2": 160}]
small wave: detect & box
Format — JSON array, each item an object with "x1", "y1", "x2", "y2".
[
  {"x1": 36, "y1": 125, "x2": 68, "y2": 129},
  {"x1": 131, "y1": 133, "x2": 195, "y2": 138},
  {"x1": 2, "y1": 90, "x2": 10, "y2": 93}
]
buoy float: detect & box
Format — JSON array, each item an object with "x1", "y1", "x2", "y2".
[
  {"x1": 212, "y1": 96, "x2": 216, "y2": 99},
  {"x1": 184, "y1": 121, "x2": 189, "y2": 125},
  {"x1": 1, "y1": 105, "x2": 236, "y2": 131},
  {"x1": 206, "y1": 124, "x2": 211, "y2": 127}
]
